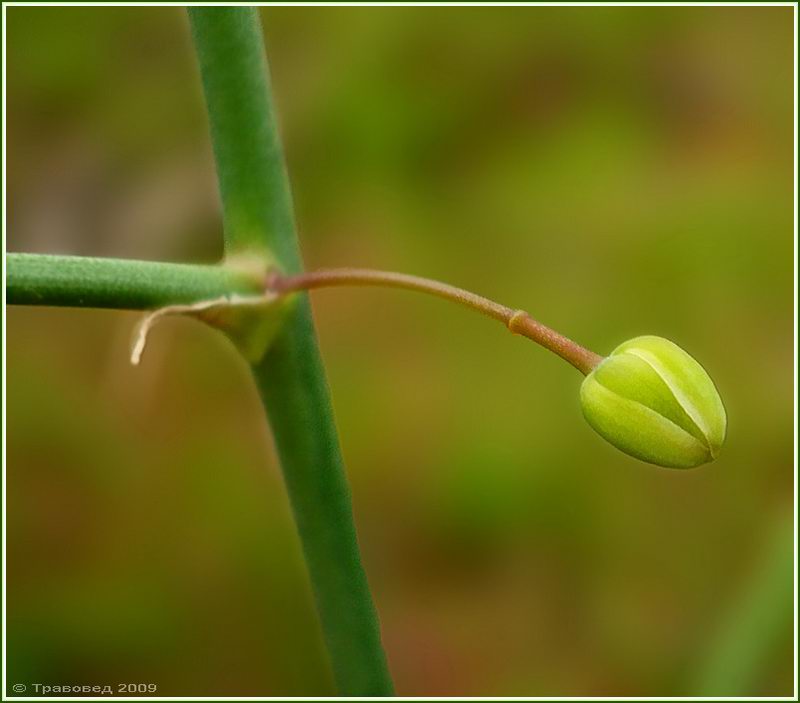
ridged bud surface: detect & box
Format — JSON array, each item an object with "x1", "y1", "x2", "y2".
[{"x1": 580, "y1": 336, "x2": 726, "y2": 468}]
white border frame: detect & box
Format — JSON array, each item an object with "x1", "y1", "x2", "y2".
[{"x1": 2, "y1": 2, "x2": 797, "y2": 701}]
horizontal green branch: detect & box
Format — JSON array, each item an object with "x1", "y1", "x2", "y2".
[{"x1": 6, "y1": 253, "x2": 264, "y2": 310}]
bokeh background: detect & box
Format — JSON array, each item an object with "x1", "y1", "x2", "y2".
[{"x1": 5, "y1": 5, "x2": 794, "y2": 697}]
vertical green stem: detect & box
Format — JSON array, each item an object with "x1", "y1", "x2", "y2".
[{"x1": 189, "y1": 7, "x2": 394, "y2": 696}]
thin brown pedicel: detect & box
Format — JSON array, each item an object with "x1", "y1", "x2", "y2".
[{"x1": 267, "y1": 268, "x2": 603, "y2": 375}]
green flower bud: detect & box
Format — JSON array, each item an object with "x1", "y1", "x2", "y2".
[{"x1": 580, "y1": 336, "x2": 726, "y2": 468}]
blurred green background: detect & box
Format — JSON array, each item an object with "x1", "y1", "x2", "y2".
[{"x1": 6, "y1": 5, "x2": 794, "y2": 697}]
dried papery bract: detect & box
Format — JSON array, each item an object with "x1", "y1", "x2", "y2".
[{"x1": 130, "y1": 292, "x2": 289, "y2": 366}]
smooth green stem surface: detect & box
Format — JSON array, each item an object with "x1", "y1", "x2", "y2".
[
  {"x1": 189, "y1": 7, "x2": 394, "y2": 696},
  {"x1": 189, "y1": 7, "x2": 294, "y2": 255},
  {"x1": 6, "y1": 253, "x2": 260, "y2": 309}
]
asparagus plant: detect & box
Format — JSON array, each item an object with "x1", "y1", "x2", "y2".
[{"x1": 5, "y1": 6, "x2": 726, "y2": 696}]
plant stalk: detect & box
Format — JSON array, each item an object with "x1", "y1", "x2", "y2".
[
  {"x1": 270, "y1": 268, "x2": 603, "y2": 375},
  {"x1": 6, "y1": 253, "x2": 262, "y2": 309},
  {"x1": 189, "y1": 7, "x2": 394, "y2": 696}
]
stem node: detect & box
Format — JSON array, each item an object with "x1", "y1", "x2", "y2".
[{"x1": 271, "y1": 268, "x2": 603, "y2": 376}]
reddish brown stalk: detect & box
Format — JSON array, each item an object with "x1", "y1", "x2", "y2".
[{"x1": 268, "y1": 268, "x2": 603, "y2": 375}]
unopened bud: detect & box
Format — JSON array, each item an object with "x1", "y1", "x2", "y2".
[{"x1": 580, "y1": 336, "x2": 726, "y2": 468}]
